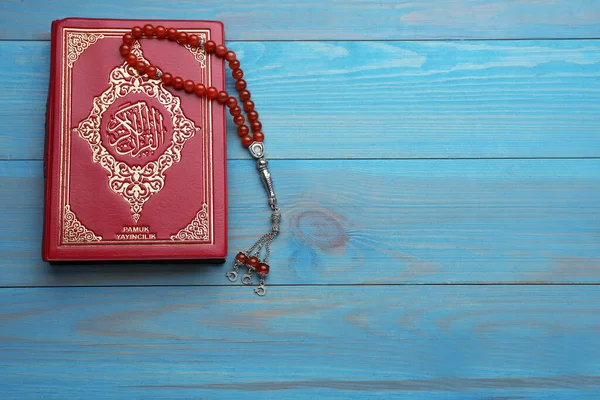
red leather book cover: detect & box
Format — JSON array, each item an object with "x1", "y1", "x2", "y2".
[{"x1": 43, "y1": 18, "x2": 227, "y2": 261}]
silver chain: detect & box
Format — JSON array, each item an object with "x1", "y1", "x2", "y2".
[
  {"x1": 246, "y1": 232, "x2": 272, "y2": 255},
  {"x1": 244, "y1": 206, "x2": 281, "y2": 262}
]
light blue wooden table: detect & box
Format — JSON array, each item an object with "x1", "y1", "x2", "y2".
[{"x1": 1, "y1": 1, "x2": 600, "y2": 399}]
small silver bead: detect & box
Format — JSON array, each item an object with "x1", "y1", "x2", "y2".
[
  {"x1": 257, "y1": 158, "x2": 268, "y2": 169},
  {"x1": 156, "y1": 70, "x2": 163, "y2": 78}
]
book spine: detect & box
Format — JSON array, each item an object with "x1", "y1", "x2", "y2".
[{"x1": 42, "y1": 19, "x2": 60, "y2": 261}]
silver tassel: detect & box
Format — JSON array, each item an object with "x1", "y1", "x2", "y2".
[{"x1": 226, "y1": 142, "x2": 280, "y2": 296}]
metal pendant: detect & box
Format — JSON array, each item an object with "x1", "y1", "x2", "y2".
[
  {"x1": 226, "y1": 260, "x2": 241, "y2": 282},
  {"x1": 241, "y1": 268, "x2": 254, "y2": 285},
  {"x1": 254, "y1": 279, "x2": 267, "y2": 297},
  {"x1": 226, "y1": 270, "x2": 238, "y2": 282},
  {"x1": 257, "y1": 158, "x2": 277, "y2": 208}
]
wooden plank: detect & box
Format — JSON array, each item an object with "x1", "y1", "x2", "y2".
[
  {"x1": 2, "y1": 40, "x2": 600, "y2": 161},
  {"x1": 1, "y1": 1, "x2": 600, "y2": 40},
  {"x1": 1, "y1": 159, "x2": 599, "y2": 287},
  {"x1": 2, "y1": 285, "x2": 600, "y2": 399}
]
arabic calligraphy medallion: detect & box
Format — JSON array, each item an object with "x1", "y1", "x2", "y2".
[{"x1": 106, "y1": 101, "x2": 167, "y2": 159}]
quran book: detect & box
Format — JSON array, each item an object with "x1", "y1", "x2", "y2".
[{"x1": 43, "y1": 18, "x2": 227, "y2": 261}]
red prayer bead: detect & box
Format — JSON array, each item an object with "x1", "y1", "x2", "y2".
[
  {"x1": 132, "y1": 26, "x2": 143, "y2": 39},
  {"x1": 235, "y1": 79, "x2": 247, "y2": 91},
  {"x1": 241, "y1": 135, "x2": 254, "y2": 147},
  {"x1": 155, "y1": 26, "x2": 167, "y2": 39},
  {"x1": 177, "y1": 31, "x2": 188, "y2": 44},
  {"x1": 238, "y1": 125, "x2": 249, "y2": 137},
  {"x1": 234, "y1": 115, "x2": 245, "y2": 126},
  {"x1": 230, "y1": 106, "x2": 242, "y2": 116},
  {"x1": 257, "y1": 262, "x2": 270, "y2": 275},
  {"x1": 119, "y1": 44, "x2": 131, "y2": 56},
  {"x1": 232, "y1": 69, "x2": 243, "y2": 80},
  {"x1": 247, "y1": 256, "x2": 259, "y2": 268},
  {"x1": 243, "y1": 100, "x2": 255, "y2": 112},
  {"x1": 126, "y1": 54, "x2": 137, "y2": 66},
  {"x1": 161, "y1": 73, "x2": 173, "y2": 86},
  {"x1": 216, "y1": 91, "x2": 229, "y2": 104},
  {"x1": 248, "y1": 111, "x2": 259, "y2": 122},
  {"x1": 183, "y1": 80, "x2": 195, "y2": 93},
  {"x1": 206, "y1": 87, "x2": 218, "y2": 99},
  {"x1": 146, "y1": 65, "x2": 157, "y2": 78},
  {"x1": 135, "y1": 61, "x2": 147, "y2": 74},
  {"x1": 167, "y1": 28, "x2": 178, "y2": 41},
  {"x1": 253, "y1": 131, "x2": 264, "y2": 142},
  {"x1": 143, "y1": 24, "x2": 154, "y2": 37},
  {"x1": 194, "y1": 83, "x2": 206, "y2": 97},
  {"x1": 251, "y1": 121, "x2": 262, "y2": 132},
  {"x1": 225, "y1": 51, "x2": 236, "y2": 62},
  {"x1": 235, "y1": 252, "x2": 248, "y2": 264},
  {"x1": 204, "y1": 40, "x2": 216, "y2": 53},
  {"x1": 172, "y1": 76, "x2": 184, "y2": 90},
  {"x1": 122, "y1": 33, "x2": 134, "y2": 44},
  {"x1": 226, "y1": 97, "x2": 238, "y2": 108},
  {"x1": 215, "y1": 45, "x2": 227, "y2": 57},
  {"x1": 188, "y1": 34, "x2": 200, "y2": 47},
  {"x1": 229, "y1": 60, "x2": 240, "y2": 70},
  {"x1": 239, "y1": 90, "x2": 251, "y2": 101}
]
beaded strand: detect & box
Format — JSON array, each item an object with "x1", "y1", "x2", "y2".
[{"x1": 119, "y1": 24, "x2": 264, "y2": 149}]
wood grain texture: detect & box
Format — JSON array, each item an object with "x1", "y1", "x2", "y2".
[
  {"x1": 2, "y1": 286, "x2": 600, "y2": 399},
  {"x1": 2, "y1": 2, "x2": 600, "y2": 398},
  {"x1": 2, "y1": 159, "x2": 599, "y2": 287},
  {"x1": 2, "y1": 40, "x2": 600, "y2": 161},
  {"x1": 1, "y1": 0, "x2": 600, "y2": 40}
]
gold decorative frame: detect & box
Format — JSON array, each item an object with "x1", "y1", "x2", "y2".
[
  {"x1": 73, "y1": 42, "x2": 202, "y2": 222},
  {"x1": 59, "y1": 27, "x2": 215, "y2": 246},
  {"x1": 63, "y1": 205, "x2": 103, "y2": 242}
]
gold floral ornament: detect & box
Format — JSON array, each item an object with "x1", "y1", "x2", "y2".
[
  {"x1": 183, "y1": 33, "x2": 208, "y2": 68},
  {"x1": 73, "y1": 42, "x2": 201, "y2": 222},
  {"x1": 63, "y1": 205, "x2": 103, "y2": 242},
  {"x1": 170, "y1": 204, "x2": 209, "y2": 241},
  {"x1": 67, "y1": 32, "x2": 104, "y2": 68}
]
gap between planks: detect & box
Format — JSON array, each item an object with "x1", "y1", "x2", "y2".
[{"x1": 3, "y1": 282, "x2": 600, "y2": 289}]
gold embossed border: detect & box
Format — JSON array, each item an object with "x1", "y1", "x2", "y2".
[{"x1": 59, "y1": 27, "x2": 214, "y2": 246}]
